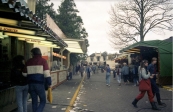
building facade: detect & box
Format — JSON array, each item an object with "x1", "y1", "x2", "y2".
[{"x1": 86, "y1": 53, "x2": 108, "y2": 65}]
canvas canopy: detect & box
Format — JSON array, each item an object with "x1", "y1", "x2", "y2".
[{"x1": 120, "y1": 38, "x2": 172, "y2": 77}]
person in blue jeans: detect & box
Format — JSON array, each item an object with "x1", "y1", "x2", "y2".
[
  {"x1": 133, "y1": 62, "x2": 140, "y2": 86},
  {"x1": 68, "y1": 64, "x2": 73, "y2": 80},
  {"x1": 86, "y1": 65, "x2": 91, "y2": 79},
  {"x1": 105, "y1": 64, "x2": 111, "y2": 86},
  {"x1": 23, "y1": 48, "x2": 52, "y2": 112},
  {"x1": 11, "y1": 55, "x2": 28, "y2": 112},
  {"x1": 122, "y1": 62, "x2": 129, "y2": 85}
]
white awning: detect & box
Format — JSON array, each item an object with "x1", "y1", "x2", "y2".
[{"x1": 64, "y1": 40, "x2": 84, "y2": 53}]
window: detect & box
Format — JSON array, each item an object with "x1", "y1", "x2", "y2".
[
  {"x1": 103, "y1": 56, "x2": 106, "y2": 61},
  {"x1": 97, "y1": 56, "x2": 100, "y2": 61},
  {"x1": 90, "y1": 57, "x2": 93, "y2": 61}
]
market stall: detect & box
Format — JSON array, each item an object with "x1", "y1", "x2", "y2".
[
  {"x1": 0, "y1": 0, "x2": 67, "y2": 111},
  {"x1": 120, "y1": 37, "x2": 172, "y2": 85}
]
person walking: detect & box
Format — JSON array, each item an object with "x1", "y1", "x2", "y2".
[
  {"x1": 148, "y1": 57, "x2": 164, "y2": 105},
  {"x1": 116, "y1": 65, "x2": 122, "y2": 86},
  {"x1": 96, "y1": 64, "x2": 99, "y2": 74},
  {"x1": 68, "y1": 64, "x2": 73, "y2": 80},
  {"x1": 86, "y1": 65, "x2": 91, "y2": 79},
  {"x1": 11, "y1": 55, "x2": 28, "y2": 112},
  {"x1": 129, "y1": 63, "x2": 134, "y2": 82},
  {"x1": 92, "y1": 64, "x2": 96, "y2": 74},
  {"x1": 80, "y1": 64, "x2": 84, "y2": 78},
  {"x1": 122, "y1": 62, "x2": 129, "y2": 85},
  {"x1": 133, "y1": 62, "x2": 140, "y2": 86},
  {"x1": 105, "y1": 64, "x2": 111, "y2": 86},
  {"x1": 113, "y1": 66, "x2": 116, "y2": 79},
  {"x1": 23, "y1": 48, "x2": 52, "y2": 112},
  {"x1": 132, "y1": 60, "x2": 160, "y2": 110},
  {"x1": 75, "y1": 65, "x2": 78, "y2": 75}
]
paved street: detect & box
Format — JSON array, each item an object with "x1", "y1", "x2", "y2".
[{"x1": 70, "y1": 72, "x2": 172, "y2": 112}]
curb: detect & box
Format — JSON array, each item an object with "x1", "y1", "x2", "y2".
[
  {"x1": 65, "y1": 74, "x2": 86, "y2": 112},
  {"x1": 162, "y1": 86, "x2": 173, "y2": 91}
]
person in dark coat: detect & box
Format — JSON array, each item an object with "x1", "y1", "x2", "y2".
[
  {"x1": 148, "y1": 57, "x2": 164, "y2": 105},
  {"x1": 11, "y1": 55, "x2": 28, "y2": 112}
]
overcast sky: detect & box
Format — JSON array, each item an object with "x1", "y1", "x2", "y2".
[{"x1": 50, "y1": 0, "x2": 172, "y2": 55}]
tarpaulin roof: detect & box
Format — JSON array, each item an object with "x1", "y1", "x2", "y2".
[{"x1": 120, "y1": 38, "x2": 172, "y2": 77}]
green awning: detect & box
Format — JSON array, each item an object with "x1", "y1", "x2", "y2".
[{"x1": 120, "y1": 38, "x2": 172, "y2": 77}]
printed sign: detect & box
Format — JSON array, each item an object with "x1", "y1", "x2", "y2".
[
  {"x1": 0, "y1": 26, "x2": 35, "y2": 35},
  {"x1": 0, "y1": 26, "x2": 18, "y2": 33},
  {"x1": 25, "y1": 38, "x2": 41, "y2": 43}
]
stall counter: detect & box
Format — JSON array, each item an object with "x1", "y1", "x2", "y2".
[{"x1": 50, "y1": 70, "x2": 67, "y2": 89}]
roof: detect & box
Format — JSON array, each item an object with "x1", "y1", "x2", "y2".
[
  {"x1": 64, "y1": 39, "x2": 87, "y2": 54},
  {"x1": 119, "y1": 38, "x2": 172, "y2": 77},
  {"x1": 120, "y1": 39, "x2": 172, "y2": 54},
  {"x1": 0, "y1": 0, "x2": 67, "y2": 47},
  {"x1": 164, "y1": 36, "x2": 173, "y2": 42}
]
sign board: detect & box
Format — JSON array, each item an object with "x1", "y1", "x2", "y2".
[
  {"x1": 51, "y1": 72, "x2": 58, "y2": 86},
  {"x1": 59, "y1": 71, "x2": 67, "y2": 82},
  {"x1": 0, "y1": 26, "x2": 17, "y2": 33},
  {"x1": 0, "y1": 26, "x2": 35, "y2": 35},
  {"x1": 46, "y1": 14, "x2": 66, "y2": 39},
  {"x1": 25, "y1": 38, "x2": 41, "y2": 43}
]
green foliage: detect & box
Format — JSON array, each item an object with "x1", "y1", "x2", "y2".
[
  {"x1": 56, "y1": 0, "x2": 88, "y2": 39},
  {"x1": 90, "y1": 53, "x2": 95, "y2": 57},
  {"x1": 70, "y1": 53, "x2": 80, "y2": 65},
  {"x1": 101, "y1": 51, "x2": 108, "y2": 57},
  {"x1": 85, "y1": 39, "x2": 89, "y2": 47},
  {"x1": 79, "y1": 53, "x2": 88, "y2": 60},
  {"x1": 56, "y1": 0, "x2": 88, "y2": 64},
  {"x1": 35, "y1": 0, "x2": 57, "y2": 20}
]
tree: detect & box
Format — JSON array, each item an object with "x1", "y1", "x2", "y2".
[
  {"x1": 90, "y1": 53, "x2": 95, "y2": 57},
  {"x1": 56, "y1": 0, "x2": 88, "y2": 64},
  {"x1": 36, "y1": 0, "x2": 57, "y2": 20},
  {"x1": 56, "y1": 0, "x2": 88, "y2": 39},
  {"x1": 101, "y1": 51, "x2": 108, "y2": 61},
  {"x1": 101, "y1": 51, "x2": 108, "y2": 57},
  {"x1": 79, "y1": 53, "x2": 88, "y2": 61},
  {"x1": 109, "y1": 0, "x2": 173, "y2": 48}
]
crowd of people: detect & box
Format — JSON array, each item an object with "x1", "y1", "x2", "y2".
[{"x1": 68, "y1": 64, "x2": 99, "y2": 80}]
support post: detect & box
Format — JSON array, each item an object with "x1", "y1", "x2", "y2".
[
  {"x1": 67, "y1": 52, "x2": 71, "y2": 69},
  {"x1": 60, "y1": 47, "x2": 65, "y2": 70}
]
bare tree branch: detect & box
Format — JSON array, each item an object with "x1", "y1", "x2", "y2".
[{"x1": 108, "y1": 0, "x2": 173, "y2": 49}]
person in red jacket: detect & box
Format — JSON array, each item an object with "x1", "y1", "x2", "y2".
[{"x1": 23, "y1": 48, "x2": 52, "y2": 112}]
